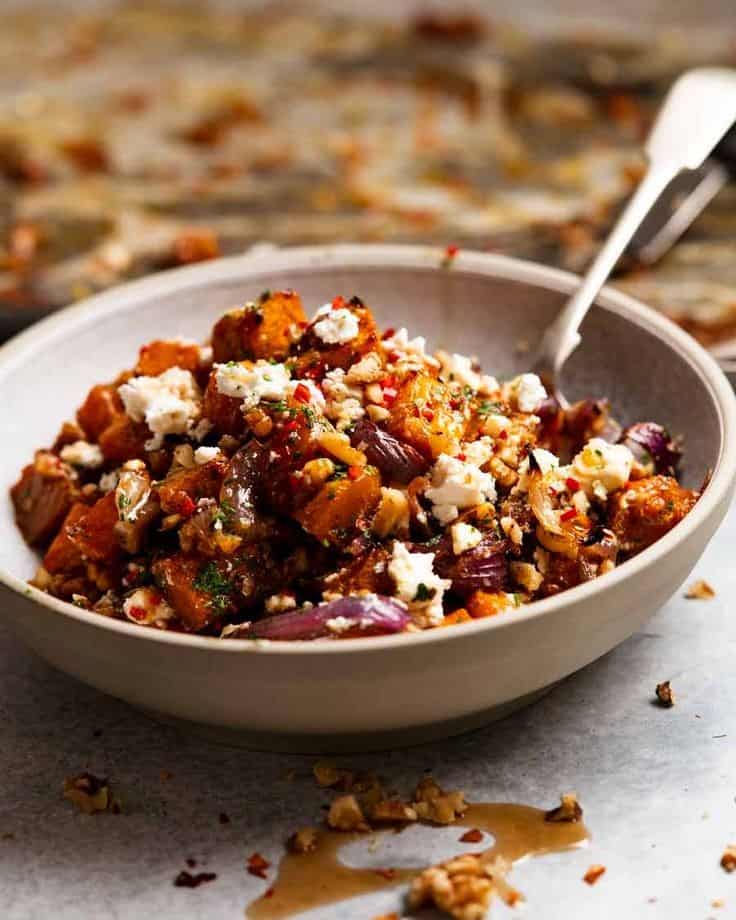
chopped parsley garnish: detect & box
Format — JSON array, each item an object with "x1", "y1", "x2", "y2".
[
  {"x1": 331, "y1": 462, "x2": 348, "y2": 480},
  {"x1": 414, "y1": 583, "x2": 436, "y2": 603},
  {"x1": 477, "y1": 400, "x2": 502, "y2": 417},
  {"x1": 117, "y1": 493, "x2": 130, "y2": 510},
  {"x1": 302, "y1": 407, "x2": 316, "y2": 427},
  {"x1": 193, "y1": 562, "x2": 232, "y2": 615},
  {"x1": 213, "y1": 500, "x2": 235, "y2": 527}
]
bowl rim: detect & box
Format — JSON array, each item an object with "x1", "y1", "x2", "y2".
[{"x1": 1, "y1": 243, "x2": 734, "y2": 656}]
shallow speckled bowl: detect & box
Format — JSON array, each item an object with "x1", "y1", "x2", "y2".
[{"x1": 1, "y1": 245, "x2": 734, "y2": 752}]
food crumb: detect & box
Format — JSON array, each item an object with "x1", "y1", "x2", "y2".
[
  {"x1": 712, "y1": 898, "x2": 725, "y2": 909},
  {"x1": 218, "y1": 811, "x2": 230, "y2": 825},
  {"x1": 372, "y1": 914, "x2": 400, "y2": 920},
  {"x1": 583, "y1": 864, "x2": 606, "y2": 885},
  {"x1": 685, "y1": 579, "x2": 715, "y2": 600},
  {"x1": 721, "y1": 845, "x2": 736, "y2": 872},
  {"x1": 286, "y1": 827, "x2": 319, "y2": 854},
  {"x1": 544, "y1": 792, "x2": 583, "y2": 823},
  {"x1": 160, "y1": 769, "x2": 174, "y2": 782},
  {"x1": 185, "y1": 857, "x2": 197, "y2": 868},
  {"x1": 655, "y1": 680, "x2": 675, "y2": 708},
  {"x1": 247, "y1": 852, "x2": 271, "y2": 879},
  {"x1": 63, "y1": 772, "x2": 113, "y2": 815},
  {"x1": 327, "y1": 794, "x2": 370, "y2": 832},
  {"x1": 173, "y1": 870, "x2": 217, "y2": 888},
  {"x1": 459, "y1": 828, "x2": 484, "y2": 843}
]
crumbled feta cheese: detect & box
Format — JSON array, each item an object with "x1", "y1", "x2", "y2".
[
  {"x1": 123, "y1": 587, "x2": 174, "y2": 627},
  {"x1": 313, "y1": 307, "x2": 360, "y2": 345},
  {"x1": 508, "y1": 373, "x2": 546, "y2": 413},
  {"x1": 322, "y1": 368, "x2": 365, "y2": 430},
  {"x1": 388, "y1": 541, "x2": 451, "y2": 628},
  {"x1": 214, "y1": 360, "x2": 291, "y2": 409},
  {"x1": 98, "y1": 470, "x2": 119, "y2": 493},
  {"x1": 451, "y1": 522, "x2": 483, "y2": 555},
  {"x1": 325, "y1": 615, "x2": 353, "y2": 634},
  {"x1": 194, "y1": 446, "x2": 221, "y2": 465},
  {"x1": 198, "y1": 345, "x2": 213, "y2": 367},
  {"x1": 425, "y1": 454, "x2": 497, "y2": 525},
  {"x1": 264, "y1": 593, "x2": 297, "y2": 615},
  {"x1": 483, "y1": 413, "x2": 510, "y2": 438},
  {"x1": 60, "y1": 440, "x2": 104, "y2": 469},
  {"x1": 478, "y1": 374, "x2": 500, "y2": 396},
  {"x1": 119, "y1": 366, "x2": 202, "y2": 450},
  {"x1": 345, "y1": 351, "x2": 384, "y2": 385},
  {"x1": 531, "y1": 448, "x2": 560, "y2": 476},
  {"x1": 437, "y1": 351, "x2": 480, "y2": 391},
  {"x1": 382, "y1": 327, "x2": 426, "y2": 359},
  {"x1": 570, "y1": 437, "x2": 633, "y2": 498},
  {"x1": 461, "y1": 437, "x2": 494, "y2": 468},
  {"x1": 510, "y1": 561, "x2": 543, "y2": 593}
]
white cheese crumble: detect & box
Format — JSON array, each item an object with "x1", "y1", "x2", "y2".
[
  {"x1": 98, "y1": 470, "x2": 119, "y2": 493},
  {"x1": 59, "y1": 440, "x2": 104, "y2": 469},
  {"x1": 451, "y1": 522, "x2": 483, "y2": 555},
  {"x1": 425, "y1": 454, "x2": 497, "y2": 525},
  {"x1": 345, "y1": 351, "x2": 384, "y2": 385},
  {"x1": 123, "y1": 587, "x2": 175, "y2": 627},
  {"x1": 119, "y1": 366, "x2": 202, "y2": 450},
  {"x1": 437, "y1": 351, "x2": 480, "y2": 391},
  {"x1": 508, "y1": 373, "x2": 546, "y2": 413},
  {"x1": 322, "y1": 367, "x2": 365, "y2": 430},
  {"x1": 214, "y1": 360, "x2": 291, "y2": 409},
  {"x1": 325, "y1": 615, "x2": 353, "y2": 634},
  {"x1": 194, "y1": 446, "x2": 221, "y2": 465},
  {"x1": 570, "y1": 437, "x2": 633, "y2": 498},
  {"x1": 388, "y1": 541, "x2": 451, "y2": 628},
  {"x1": 461, "y1": 437, "x2": 494, "y2": 468},
  {"x1": 264, "y1": 593, "x2": 297, "y2": 615},
  {"x1": 313, "y1": 307, "x2": 360, "y2": 345},
  {"x1": 483, "y1": 413, "x2": 510, "y2": 438}
]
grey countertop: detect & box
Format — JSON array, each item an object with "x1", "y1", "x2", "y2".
[{"x1": 2, "y1": 505, "x2": 736, "y2": 920}]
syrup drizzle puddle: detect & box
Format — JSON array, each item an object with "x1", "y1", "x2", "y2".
[{"x1": 247, "y1": 802, "x2": 589, "y2": 919}]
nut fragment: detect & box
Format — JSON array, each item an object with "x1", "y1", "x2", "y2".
[
  {"x1": 583, "y1": 864, "x2": 606, "y2": 885},
  {"x1": 327, "y1": 794, "x2": 369, "y2": 832},
  {"x1": 721, "y1": 845, "x2": 736, "y2": 872},
  {"x1": 246, "y1": 852, "x2": 271, "y2": 878},
  {"x1": 302, "y1": 458, "x2": 336, "y2": 490},
  {"x1": 372, "y1": 487, "x2": 410, "y2": 538},
  {"x1": 408, "y1": 853, "x2": 510, "y2": 920},
  {"x1": 655, "y1": 680, "x2": 675, "y2": 708},
  {"x1": 286, "y1": 827, "x2": 320, "y2": 854},
  {"x1": 413, "y1": 777, "x2": 467, "y2": 825},
  {"x1": 544, "y1": 792, "x2": 583, "y2": 823},
  {"x1": 313, "y1": 760, "x2": 353, "y2": 789},
  {"x1": 685, "y1": 579, "x2": 715, "y2": 600},
  {"x1": 63, "y1": 772, "x2": 112, "y2": 815},
  {"x1": 318, "y1": 430, "x2": 366, "y2": 467},
  {"x1": 368, "y1": 798, "x2": 418, "y2": 824}
]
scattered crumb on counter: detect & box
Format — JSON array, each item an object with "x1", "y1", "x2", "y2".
[
  {"x1": 218, "y1": 811, "x2": 230, "y2": 825},
  {"x1": 286, "y1": 827, "x2": 320, "y2": 854},
  {"x1": 160, "y1": 769, "x2": 174, "y2": 782},
  {"x1": 721, "y1": 845, "x2": 736, "y2": 872},
  {"x1": 712, "y1": 898, "x2": 725, "y2": 909},
  {"x1": 685, "y1": 579, "x2": 715, "y2": 600},
  {"x1": 655, "y1": 680, "x2": 675, "y2": 708},
  {"x1": 63, "y1": 772, "x2": 117, "y2": 815},
  {"x1": 544, "y1": 792, "x2": 583, "y2": 823},
  {"x1": 246, "y1": 852, "x2": 271, "y2": 879},
  {"x1": 173, "y1": 870, "x2": 217, "y2": 888},
  {"x1": 583, "y1": 864, "x2": 606, "y2": 885}
]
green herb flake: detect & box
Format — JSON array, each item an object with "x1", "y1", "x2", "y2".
[
  {"x1": 414, "y1": 583, "x2": 436, "y2": 603},
  {"x1": 193, "y1": 562, "x2": 233, "y2": 615}
]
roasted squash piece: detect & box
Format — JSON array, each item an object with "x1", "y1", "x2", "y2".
[
  {"x1": 153, "y1": 554, "x2": 234, "y2": 631},
  {"x1": 11, "y1": 451, "x2": 78, "y2": 546},
  {"x1": 77, "y1": 384, "x2": 123, "y2": 441},
  {"x1": 466, "y1": 590, "x2": 513, "y2": 619},
  {"x1": 202, "y1": 372, "x2": 247, "y2": 437},
  {"x1": 294, "y1": 467, "x2": 381, "y2": 546},
  {"x1": 98, "y1": 414, "x2": 150, "y2": 463},
  {"x1": 608, "y1": 475, "x2": 698, "y2": 557},
  {"x1": 67, "y1": 492, "x2": 121, "y2": 564},
  {"x1": 324, "y1": 545, "x2": 393, "y2": 596},
  {"x1": 295, "y1": 300, "x2": 379, "y2": 375},
  {"x1": 135, "y1": 339, "x2": 201, "y2": 376},
  {"x1": 43, "y1": 502, "x2": 89, "y2": 575},
  {"x1": 386, "y1": 372, "x2": 467, "y2": 459},
  {"x1": 211, "y1": 290, "x2": 305, "y2": 363},
  {"x1": 155, "y1": 459, "x2": 227, "y2": 516}
]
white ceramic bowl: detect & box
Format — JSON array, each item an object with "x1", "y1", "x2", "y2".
[{"x1": 1, "y1": 245, "x2": 734, "y2": 752}]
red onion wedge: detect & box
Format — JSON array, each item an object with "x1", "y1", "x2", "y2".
[
  {"x1": 620, "y1": 422, "x2": 681, "y2": 477},
  {"x1": 244, "y1": 594, "x2": 411, "y2": 641},
  {"x1": 434, "y1": 533, "x2": 509, "y2": 597},
  {"x1": 220, "y1": 441, "x2": 268, "y2": 533},
  {"x1": 350, "y1": 419, "x2": 428, "y2": 484}
]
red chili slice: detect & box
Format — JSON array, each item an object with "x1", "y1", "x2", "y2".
[
  {"x1": 292, "y1": 382, "x2": 311, "y2": 404},
  {"x1": 347, "y1": 465, "x2": 362, "y2": 481},
  {"x1": 566, "y1": 476, "x2": 580, "y2": 492},
  {"x1": 560, "y1": 508, "x2": 577, "y2": 522}
]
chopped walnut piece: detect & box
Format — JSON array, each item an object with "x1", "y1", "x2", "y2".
[
  {"x1": 408, "y1": 853, "x2": 510, "y2": 920},
  {"x1": 63, "y1": 772, "x2": 112, "y2": 815},
  {"x1": 313, "y1": 760, "x2": 353, "y2": 789},
  {"x1": 721, "y1": 845, "x2": 736, "y2": 872},
  {"x1": 685, "y1": 579, "x2": 715, "y2": 600},
  {"x1": 286, "y1": 827, "x2": 320, "y2": 854},
  {"x1": 246, "y1": 852, "x2": 270, "y2": 879},
  {"x1": 413, "y1": 777, "x2": 467, "y2": 825},
  {"x1": 544, "y1": 792, "x2": 583, "y2": 823},
  {"x1": 369, "y1": 798, "x2": 418, "y2": 824},
  {"x1": 583, "y1": 864, "x2": 606, "y2": 885},
  {"x1": 327, "y1": 794, "x2": 369, "y2": 832},
  {"x1": 655, "y1": 680, "x2": 675, "y2": 708},
  {"x1": 712, "y1": 898, "x2": 725, "y2": 909}
]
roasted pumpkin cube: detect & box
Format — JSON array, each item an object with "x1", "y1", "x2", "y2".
[
  {"x1": 295, "y1": 467, "x2": 381, "y2": 545},
  {"x1": 202, "y1": 372, "x2": 247, "y2": 437},
  {"x1": 155, "y1": 460, "x2": 226, "y2": 516},
  {"x1": 211, "y1": 290, "x2": 305, "y2": 363},
  {"x1": 43, "y1": 502, "x2": 89, "y2": 575},
  {"x1": 135, "y1": 339, "x2": 201, "y2": 376},
  {"x1": 77, "y1": 384, "x2": 123, "y2": 441},
  {"x1": 11, "y1": 451, "x2": 78, "y2": 546},
  {"x1": 98, "y1": 415, "x2": 151, "y2": 463},
  {"x1": 386, "y1": 372, "x2": 467, "y2": 459},
  {"x1": 324, "y1": 546, "x2": 393, "y2": 597},
  {"x1": 153, "y1": 554, "x2": 233, "y2": 631},
  {"x1": 67, "y1": 492, "x2": 121, "y2": 564},
  {"x1": 466, "y1": 590, "x2": 513, "y2": 619},
  {"x1": 295, "y1": 300, "x2": 379, "y2": 375},
  {"x1": 608, "y1": 475, "x2": 698, "y2": 557}
]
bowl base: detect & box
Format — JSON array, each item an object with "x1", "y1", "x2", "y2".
[{"x1": 140, "y1": 685, "x2": 555, "y2": 754}]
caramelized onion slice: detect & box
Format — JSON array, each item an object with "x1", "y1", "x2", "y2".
[
  {"x1": 350, "y1": 420, "x2": 428, "y2": 484},
  {"x1": 620, "y1": 422, "x2": 681, "y2": 476},
  {"x1": 245, "y1": 594, "x2": 411, "y2": 641},
  {"x1": 434, "y1": 533, "x2": 509, "y2": 597},
  {"x1": 220, "y1": 441, "x2": 268, "y2": 533}
]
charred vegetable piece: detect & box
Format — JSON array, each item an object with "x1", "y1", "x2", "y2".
[
  {"x1": 350, "y1": 419, "x2": 429, "y2": 484},
  {"x1": 156, "y1": 460, "x2": 226, "y2": 516},
  {"x1": 67, "y1": 492, "x2": 121, "y2": 564},
  {"x1": 434, "y1": 533, "x2": 509, "y2": 598},
  {"x1": 135, "y1": 339, "x2": 202, "y2": 377},
  {"x1": 608, "y1": 475, "x2": 698, "y2": 557},
  {"x1": 153, "y1": 554, "x2": 234, "y2": 631},
  {"x1": 43, "y1": 502, "x2": 88, "y2": 575},
  {"x1": 220, "y1": 441, "x2": 269, "y2": 533},
  {"x1": 11, "y1": 452, "x2": 77, "y2": 546},
  {"x1": 386, "y1": 372, "x2": 467, "y2": 459},
  {"x1": 322, "y1": 546, "x2": 394, "y2": 597},
  {"x1": 211, "y1": 290, "x2": 306, "y2": 363},
  {"x1": 98, "y1": 415, "x2": 150, "y2": 463},
  {"x1": 77, "y1": 384, "x2": 123, "y2": 441},
  {"x1": 295, "y1": 300, "x2": 379, "y2": 374},
  {"x1": 620, "y1": 422, "x2": 681, "y2": 477},
  {"x1": 564, "y1": 399, "x2": 621, "y2": 453},
  {"x1": 294, "y1": 466, "x2": 381, "y2": 546},
  {"x1": 202, "y1": 373, "x2": 248, "y2": 437},
  {"x1": 246, "y1": 595, "x2": 410, "y2": 640}
]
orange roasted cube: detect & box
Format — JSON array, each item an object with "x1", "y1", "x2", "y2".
[
  {"x1": 608, "y1": 475, "x2": 698, "y2": 556},
  {"x1": 386, "y1": 371, "x2": 467, "y2": 459},
  {"x1": 43, "y1": 502, "x2": 89, "y2": 574},
  {"x1": 98, "y1": 415, "x2": 151, "y2": 463},
  {"x1": 295, "y1": 299, "x2": 379, "y2": 375},
  {"x1": 135, "y1": 339, "x2": 201, "y2": 376},
  {"x1": 77, "y1": 384, "x2": 123, "y2": 441},
  {"x1": 294, "y1": 467, "x2": 381, "y2": 546},
  {"x1": 67, "y1": 492, "x2": 121, "y2": 564},
  {"x1": 155, "y1": 460, "x2": 227, "y2": 516},
  {"x1": 153, "y1": 554, "x2": 234, "y2": 631},
  {"x1": 211, "y1": 290, "x2": 306, "y2": 363},
  {"x1": 11, "y1": 451, "x2": 78, "y2": 547},
  {"x1": 202, "y1": 373, "x2": 248, "y2": 437}
]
